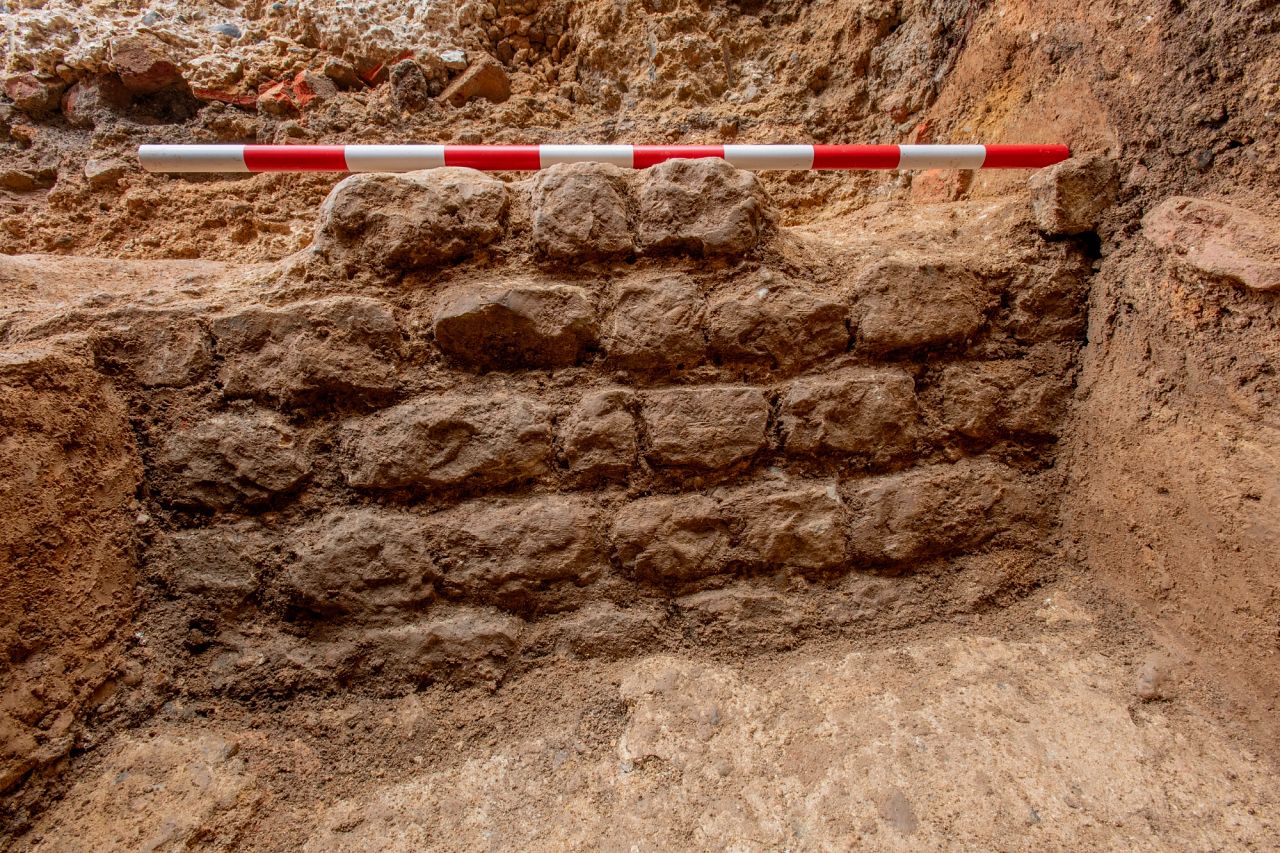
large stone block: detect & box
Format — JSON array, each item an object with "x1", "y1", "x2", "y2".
[
  {"x1": 605, "y1": 277, "x2": 706, "y2": 371},
  {"x1": 734, "y1": 483, "x2": 848, "y2": 572},
  {"x1": 707, "y1": 275, "x2": 848, "y2": 372},
  {"x1": 852, "y1": 261, "x2": 996, "y2": 355},
  {"x1": 642, "y1": 386, "x2": 770, "y2": 470},
  {"x1": 1003, "y1": 245, "x2": 1090, "y2": 343},
  {"x1": 845, "y1": 460, "x2": 1041, "y2": 565},
  {"x1": 439, "y1": 496, "x2": 605, "y2": 603},
  {"x1": 433, "y1": 283, "x2": 597, "y2": 369},
  {"x1": 934, "y1": 361, "x2": 1072, "y2": 441},
  {"x1": 212, "y1": 297, "x2": 400, "y2": 408},
  {"x1": 146, "y1": 524, "x2": 268, "y2": 613},
  {"x1": 780, "y1": 368, "x2": 919, "y2": 461},
  {"x1": 612, "y1": 494, "x2": 733, "y2": 583},
  {"x1": 339, "y1": 395, "x2": 552, "y2": 491},
  {"x1": 313, "y1": 168, "x2": 509, "y2": 270},
  {"x1": 1143, "y1": 195, "x2": 1280, "y2": 292},
  {"x1": 532, "y1": 163, "x2": 633, "y2": 259},
  {"x1": 153, "y1": 409, "x2": 311, "y2": 511},
  {"x1": 90, "y1": 310, "x2": 212, "y2": 388},
  {"x1": 1029, "y1": 154, "x2": 1118, "y2": 235},
  {"x1": 276, "y1": 508, "x2": 437, "y2": 618},
  {"x1": 558, "y1": 389, "x2": 637, "y2": 482},
  {"x1": 347, "y1": 608, "x2": 523, "y2": 685},
  {"x1": 637, "y1": 158, "x2": 768, "y2": 255}
]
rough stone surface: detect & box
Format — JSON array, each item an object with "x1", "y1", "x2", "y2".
[
  {"x1": 439, "y1": 497, "x2": 605, "y2": 605},
  {"x1": 558, "y1": 389, "x2": 637, "y2": 482},
  {"x1": 642, "y1": 386, "x2": 769, "y2": 470},
  {"x1": 853, "y1": 261, "x2": 996, "y2": 355},
  {"x1": 734, "y1": 483, "x2": 848, "y2": 572},
  {"x1": 61, "y1": 76, "x2": 128, "y2": 128},
  {"x1": 432, "y1": 283, "x2": 597, "y2": 369},
  {"x1": 340, "y1": 395, "x2": 552, "y2": 491},
  {"x1": 109, "y1": 35, "x2": 183, "y2": 94},
  {"x1": 1028, "y1": 154, "x2": 1119, "y2": 235},
  {"x1": 277, "y1": 509, "x2": 437, "y2": 618},
  {"x1": 706, "y1": 273, "x2": 848, "y2": 371},
  {"x1": 438, "y1": 54, "x2": 511, "y2": 106},
  {"x1": 390, "y1": 59, "x2": 433, "y2": 111},
  {"x1": 637, "y1": 158, "x2": 768, "y2": 255},
  {"x1": 350, "y1": 609, "x2": 523, "y2": 685},
  {"x1": 531, "y1": 163, "x2": 633, "y2": 259},
  {"x1": 605, "y1": 277, "x2": 705, "y2": 371},
  {"x1": 3, "y1": 74, "x2": 64, "y2": 114},
  {"x1": 1142, "y1": 195, "x2": 1280, "y2": 291},
  {"x1": 313, "y1": 168, "x2": 509, "y2": 270},
  {"x1": 146, "y1": 525, "x2": 267, "y2": 614},
  {"x1": 153, "y1": 410, "x2": 311, "y2": 511},
  {"x1": 846, "y1": 460, "x2": 1037, "y2": 565},
  {"x1": 612, "y1": 494, "x2": 733, "y2": 583},
  {"x1": 212, "y1": 297, "x2": 400, "y2": 408},
  {"x1": 935, "y1": 361, "x2": 1072, "y2": 441},
  {"x1": 1003, "y1": 245, "x2": 1091, "y2": 342},
  {"x1": 780, "y1": 368, "x2": 919, "y2": 461},
  {"x1": 91, "y1": 311, "x2": 212, "y2": 388},
  {"x1": 83, "y1": 157, "x2": 128, "y2": 188}
]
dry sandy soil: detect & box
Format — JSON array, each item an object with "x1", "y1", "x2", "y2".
[{"x1": 2, "y1": 0, "x2": 1279, "y2": 849}]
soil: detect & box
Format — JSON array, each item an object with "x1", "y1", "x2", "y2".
[{"x1": 2, "y1": 0, "x2": 1279, "y2": 849}]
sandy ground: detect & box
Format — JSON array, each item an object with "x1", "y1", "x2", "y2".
[{"x1": 19, "y1": 585, "x2": 1278, "y2": 851}]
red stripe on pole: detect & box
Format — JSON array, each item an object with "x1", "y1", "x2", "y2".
[
  {"x1": 444, "y1": 145, "x2": 541, "y2": 170},
  {"x1": 980, "y1": 144, "x2": 1070, "y2": 168},
  {"x1": 632, "y1": 145, "x2": 725, "y2": 169},
  {"x1": 242, "y1": 145, "x2": 348, "y2": 171},
  {"x1": 811, "y1": 145, "x2": 901, "y2": 169}
]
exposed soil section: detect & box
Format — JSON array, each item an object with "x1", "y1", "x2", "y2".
[{"x1": 3, "y1": 0, "x2": 1280, "y2": 849}]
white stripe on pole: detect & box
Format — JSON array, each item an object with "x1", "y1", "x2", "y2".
[
  {"x1": 723, "y1": 144, "x2": 815, "y2": 169},
  {"x1": 898, "y1": 144, "x2": 987, "y2": 170},
  {"x1": 538, "y1": 144, "x2": 634, "y2": 168},
  {"x1": 139, "y1": 144, "x2": 248, "y2": 173},
  {"x1": 344, "y1": 144, "x2": 446, "y2": 171}
]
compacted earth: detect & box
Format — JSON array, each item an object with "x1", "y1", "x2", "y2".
[{"x1": 2, "y1": 0, "x2": 1279, "y2": 850}]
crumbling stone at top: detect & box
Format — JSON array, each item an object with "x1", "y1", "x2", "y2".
[
  {"x1": 1142, "y1": 195, "x2": 1280, "y2": 292},
  {"x1": 531, "y1": 163, "x2": 634, "y2": 260},
  {"x1": 1028, "y1": 154, "x2": 1118, "y2": 235},
  {"x1": 851, "y1": 260, "x2": 998, "y2": 355},
  {"x1": 637, "y1": 158, "x2": 771, "y2": 256},
  {"x1": 312, "y1": 168, "x2": 509, "y2": 270}
]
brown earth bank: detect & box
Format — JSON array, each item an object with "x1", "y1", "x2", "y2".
[{"x1": 2, "y1": 0, "x2": 1279, "y2": 849}]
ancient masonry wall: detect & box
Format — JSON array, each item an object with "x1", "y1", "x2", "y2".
[{"x1": 53, "y1": 159, "x2": 1090, "y2": 695}]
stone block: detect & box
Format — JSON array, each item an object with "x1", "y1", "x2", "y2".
[
  {"x1": 612, "y1": 494, "x2": 733, "y2": 583},
  {"x1": 642, "y1": 386, "x2": 769, "y2": 470},
  {"x1": 706, "y1": 273, "x2": 848, "y2": 372},
  {"x1": 153, "y1": 410, "x2": 311, "y2": 511},
  {"x1": 1029, "y1": 154, "x2": 1119, "y2": 235},
  {"x1": 212, "y1": 297, "x2": 400, "y2": 408},
  {"x1": 780, "y1": 368, "x2": 919, "y2": 461},
  {"x1": 852, "y1": 260, "x2": 996, "y2": 355},
  {"x1": 637, "y1": 158, "x2": 768, "y2": 255},
  {"x1": 532, "y1": 163, "x2": 633, "y2": 259},
  {"x1": 433, "y1": 283, "x2": 596, "y2": 369},
  {"x1": 558, "y1": 389, "x2": 637, "y2": 482},
  {"x1": 339, "y1": 395, "x2": 552, "y2": 491},
  {"x1": 605, "y1": 277, "x2": 706, "y2": 371},
  {"x1": 313, "y1": 168, "x2": 509, "y2": 270}
]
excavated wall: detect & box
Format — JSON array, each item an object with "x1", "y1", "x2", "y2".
[{"x1": 0, "y1": 158, "x2": 1089, "y2": 789}]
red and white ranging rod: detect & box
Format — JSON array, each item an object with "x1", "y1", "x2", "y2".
[{"x1": 138, "y1": 143, "x2": 1070, "y2": 173}]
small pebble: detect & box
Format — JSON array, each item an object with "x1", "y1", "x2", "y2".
[
  {"x1": 141, "y1": 10, "x2": 162, "y2": 25},
  {"x1": 211, "y1": 22, "x2": 241, "y2": 39}
]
